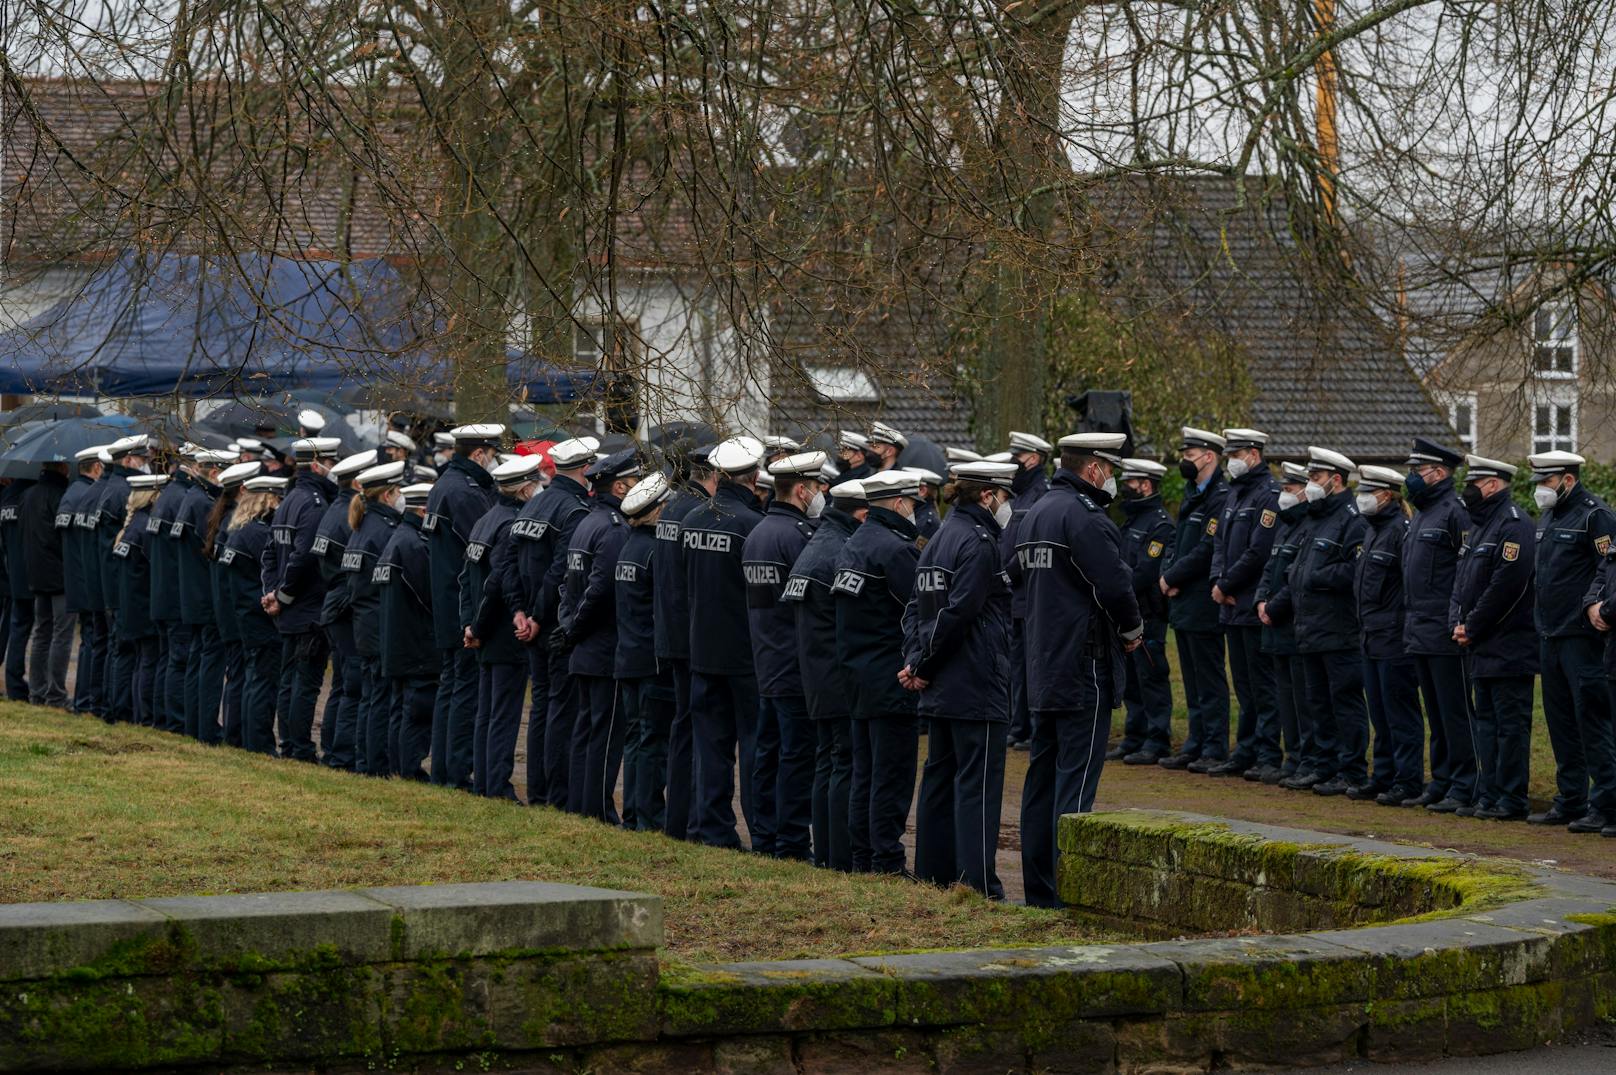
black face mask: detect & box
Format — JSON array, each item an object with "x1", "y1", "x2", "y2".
[
  {"x1": 1461, "y1": 483, "x2": 1486, "y2": 510},
  {"x1": 1119, "y1": 484, "x2": 1145, "y2": 501},
  {"x1": 1177, "y1": 457, "x2": 1199, "y2": 481}
]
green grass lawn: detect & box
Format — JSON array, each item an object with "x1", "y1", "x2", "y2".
[{"x1": 0, "y1": 704, "x2": 1100, "y2": 963}]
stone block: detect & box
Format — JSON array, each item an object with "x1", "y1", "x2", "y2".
[
  {"x1": 1312, "y1": 918, "x2": 1553, "y2": 999},
  {"x1": 796, "y1": 1029, "x2": 935, "y2": 1074},
  {"x1": 1443, "y1": 979, "x2": 1567, "y2": 1055},
  {"x1": 137, "y1": 890, "x2": 396, "y2": 968},
  {"x1": 1461, "y1": 897, "x2": 1616, "y2": 978},
  {"x1": 1361, "y1": 996, "x2": 1448, "y2": 1063},
  {"x1": 0, "y1": 898, "x2": 168, "y2": 981},
  {"x1": 849, "y1": 945, "x2": 1180, "y2": 1027},
  {"x1": 218, "y1": 965, "x2": 383, "y2": 1062},
  {"x1": 1021, "y1": 1018, "x2": 1115, "y2": 1073},
  {"x1": 581, "y1": 1040, "x2": 716, "y2": 1074},
  {"x1": 0, "y1": 966, "x2": 227, "y2": 1070},
  {"x1": 1208, "y1": 1002, "x2": 1367, "y2": 1068},
  {"x1": 1112, "y1": 1013, "x2": 1216, "y2": 1071},
  {"x1": 712, "y1": 1035, "x2": 797, "y2": 1075},
  {"x1": 930, "y1": 1025, "x2": 1030, "y2": 1074},
  {"x1": 1141, "y1": 934, "x2": 1372, "y2": 1011},
  {"x1": 360, "y1": 881, "x2": 661, "y2": 958},
  {"x1": 659, "y1": 959, "x2": 897, "y2": 1037}
]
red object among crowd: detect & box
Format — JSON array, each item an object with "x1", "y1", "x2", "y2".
[{"x1": 515, "y1": 439, "x2": 558, "y2": 477}]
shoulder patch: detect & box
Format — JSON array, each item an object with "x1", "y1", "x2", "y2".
[
  {"x1": 1597, "y1": 534, "x2": 1612, "y2": 557},
  {"x1": 1147, "y1": 540, "x2": 1163, "y2": 559},
  {"x1": 1205, "y1": 516, "x2": 1218, "y2": 536},
  {"x1": 1502, "y1": 541, "x2": 1520, "y2": 562},
  {"x1": 1260, "y1": 509, "x2": 1276, "y2": 528}
]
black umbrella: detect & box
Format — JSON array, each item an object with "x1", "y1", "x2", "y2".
[
  {"x1": 0, "y1": 415, "x2": 139, "y2": 478},
  {"x1": 897, "y1": 433, "x2": 948, "y2": 477},
  {"x1": 0, "y1": 400, "x2": 105, "y2": 427},
  {"x1": 646, "y1": 420, "x2": 718, "y2": 448}
]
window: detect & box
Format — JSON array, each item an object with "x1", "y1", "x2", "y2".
[
  {"x1": 573, "y1": 316, "x2": 640, "y2": 434},
  {"x1": 1533, "y1": 302, "x2": 1577, "y2": 376},
  {"x1": 805, "y1": 364, "x2": 880, "y2": 403},
  {"x1": 1445, "y1": 392, "x2": 1477, "y2": 450},
  {"x1": 1533, "y1": 395, "x2": 1576, "y2": 453}
]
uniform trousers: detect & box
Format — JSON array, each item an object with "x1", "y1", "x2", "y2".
[
  {"x1": 432, "y1": 645, "x2": 477, "y2": 789},
  {"x1": 914, "y1": 717, "x2": 1007, "y2": 899},
  {"x1": 1227, "y1": 624, "x2": 1281, "y2": 768},
  {"x1": 523, "y1": 641, "x2": 550, "y2": 804},
  {"x1": 274, "y1": 630, "x2": 326, "y2": 762},
  {"x1": 756, "y1": 695, "x2": 815, "y2": 860},
  {"x1": 127, "y1": 636, "x2": 159, "y2": 728},
  {"x1": 324, "y1": 622, "x2": 362, "y2": 771},
  {"x1": 565, "y1": 659, "x2": 596, "y2": 816},
  {"x1": 357, "y1": 665, "x2": 393, "y2": 777},
  {"x1": 319, "y1": 644, "x2": 345, "y2": 757},
  {"x1": 5, "y1": 595, "x2": 33, "y2": 700},
  {"x1": 106, "y1": 632, "x2": 136, "y2": 725},
  {"x1": 664, "y1": 659, "x2": 695, "y2": 840},
  {"x1": 77, "y1": 612, "x2": 107, "y2": 716},
  {"x1": 28, "y1": 592, "x2": 73, "y2": 708},
  {"x1": 1174, "y1": 628, "x2": 1228, "y2": 760},
  {"x1": 575, "y1": 673, "x2": 626, "y2": 822},
  {"x1": 1119, "y1": 635, "x2": 1172, "y2": 757},
  {"x1": 473, "y1": 661, "x2": 525, "y2": 799},
  {"x1": 812, "y1": 716, "x2": 853, "y2": 870},
  {"x1": 620, "y1": 674, "x2": 673, "y2": 831},
  {"x1": 1298, "y1": 649, "x2": 1369, "y2": 783},
  {"x1": 219, "y1": 642, "x2": 245, "y2": 748},
  {"x1": 1270, "y1": 653, "x2": 1309, "y2": 774},
  {"x1": 1472, "y1": 674, "x2": 1533, "y2": 815},
  {"x1": 1363, "y1": 656, "x2": 1424, "y2": 793},
  {"x1": 688, "y1": 670, "x2": 760, "y2": 850},
  {"x1": 186, "y1": 623, "x2": 225, "y2": 746},
  {"x1": 1007, "y1": 618, "x2": 1032, "y2": 743},
  {"x1": 390, "y1": 677, "x2": 436, "y2": 780},
  {"x1": 1540, "y1": 634, "x2": 1616, "y2": 818},
  {"x1": 543, "y1": 638, "x2": 580, "y2": 809},
  {"x1": 239, "y1": 642, "x2": 281, "y2": 755},
  {"x1": 167, "y1": 621, "x2": 196, "y2": 735},
  {"x1": 1412, "y1": 653, "x2": 1474, "y2": 802},
  {"x1": 1021, "y1": 660, "x2": 1115, "y2": 908},
  {"x1": 849, "y1": 711, "x2": 919, "y2": 875},
  {"x1": 149, "y1": 620, "x2": 175, "y2": 730}
]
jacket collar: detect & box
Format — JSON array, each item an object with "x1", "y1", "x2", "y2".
[{"x1": 866, "y1": 504, "x2": 919, "y2": 541}]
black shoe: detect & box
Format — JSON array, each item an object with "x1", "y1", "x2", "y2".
[
  {"x1": 1157, "y1": 753, "x2": 1196, "y2": 770},
  {"x1": 1425, "y1": 797, "x2": 1465, "y2": 814},
  {"x1": 1456, "y1": 804, "x2": 1479, "y2": 817},
  {"x1": 1601, "y1": 824, "x2": 1616, "y2": 838},
  {"x1": 1260, "y1": 766, "x2": 1287, "y2": 786},
  {"x1": 1207, "y1": 759, "x2": 1248, "y2": 778},
  {"x1": 1280, "y1": 771, "x2": 1322, "y2": 790},
  {"x1": 1105, "y1": 745, "x2": 1129, "y2": 761},
  {"x1": 1123, "y1": 750, "x2": 1164, "y2": 766},
  {"x1": 1312, "y1": 777, "x2": 1351, "y2": 797},
  {"x1": 1345, "y1": 783, "x2": 1382, "y2": 802},
  {"x1": 1568, "y1": 811, "x2": 1608, "y2": 834},
  {"x1": 1475, "y1": 806, "x2": 1528, "y2": 822},
  {"x1": 1527, "y1": 808, "x2": 1574, "y2": 826},
  {"x1": 1187, "y1": 757, "x2": 1223, "y2": 774},
  {"x1": 1376, "y1": 787, "x2": 1412, "y2": 806},
  {"x1": 1409, "y1": 788, "x2": 1445, "y2": 807}
]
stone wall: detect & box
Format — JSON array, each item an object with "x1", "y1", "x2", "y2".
[{"x1": 4, "y1": 814, "x2": 1615, "y2": 1073}]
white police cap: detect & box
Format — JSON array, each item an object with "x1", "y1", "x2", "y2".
[
  {"x1": 401, "y1": 482, "x2": 433, "y2": 506},
  {"x1": 763, "y1": 435, "x2": 802, "y2": 453},
  {"x1": 829, "y1": 478, "x2": 867, "y2": 503},
  {"x1": 622, "y1": 472, "x2": 672, "y2": 518},
  {"x1": 128, "y1": 473, "x2": 169, "y2": 490},
  {"x1": 1306, "y1": 446, "x2": 1356, "y2": 477},
  {"x1": 1058, "y1": 432, "x2": 1127, "y2": 464},
  {"x1": 433, "y1": 432, "x2": 455, "y2": 449},
  {"x1": 75, "y1": 444, "x2": 109, "y2": 462},
  {"x1": 219, "y1": 461, "x2": 262, "y2": 489},
  {"x1": 292, "y1": 436, "x2": 343, "y2": 460},
  {"x1": 768, "y1": 450, "x2": 829, "y2": 478},
  {"x1": 862, "y1": 470, "x2": 921, "y2": 500},
  {"x1": 1280, "y1": 461, "x2": 1310, "y2": 483},
  {"x1": 449, "y1": 423, "x2": 506, "y2": 447},
  {"x1": 1008, "y1": 431, "x2": 1052, "y2": 455},
  {"x1": 984, "y1": 451, "x2": 1014, "y2": 464},
  {"x1": 108, "y1": 434, "x2": 151, "y2": 459},
  {"x1": 297, "y1": 409, "x2": 327, "y2": 432},
  {"x1": 945, "y1": 446, "x2": 983, "y2": 464},
  {"x1": 818, "y1": 461, "x2": 840, "y2": 484},
  {"x1": 1464, "y1": 454, "x2": 1517, "y2": 481},
  {"x1": 1222, "y1": 428, "x2": 1269, "y2": 451},
  {"x1": 329, "y1": 449, "x2": 377, "y2": 481},
  {"x1": 838, "y1": 430, "x2": 870, "y2": 452},
  {"x1": 1179, "y1": 427, "x2": 1226, "y2": 451},
  {"x1": 356, "y1": 460, "x2": 407, "y2": 489},
  {"x1": 195, "y1": 448, "x2": 237, "y2": 466},
  {"x1": 756, "y1": 470, "x2": 775, "y2": 490},
  {"x1": 492, "y1": 454, "x2": 544, "y2": 486},
  {"x1": 710, "y1": 435, "x2": 765, "y2": 474},
  {"x1": 1528, "y1": 450, "x2": 1584, "y2": 480},
  {"x1": 869, "y1": 421, "x2": 907, "y2": 449},
  {"x1": 243, "y1": 475, "x2": 287, "y2": 492},
  {"x1": 902, "y1": 466, "x2": 943, "y2": 487},
  {"x1": 414, "y1": 465, "x2": 438, "y2": 481},
  {"x1": 385, "y1": 430, "x2": 417, "y2": 452},
  {"x1": 1120, "y1": 458, "x2": 1167, "y2": 481},
  {"x1": 950, "y1": 460, "x2": 1018, "y2": 489},
  {"x1": 550, "y1": 436, "x2": 600, "y2": 469},
  {"x1": 1356, "y1": 464, "x2": 1405, "y2": 491}
]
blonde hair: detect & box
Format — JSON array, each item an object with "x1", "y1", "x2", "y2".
[
  {"x1": 347, "y1": 485, "x2": 394, "y2": 531},
  {"x1": 115, "y1": 489, "x2": 160, "y2": 543},
  {"x1": 228, "y1": 490, "x2": 280, "y2": 531}
]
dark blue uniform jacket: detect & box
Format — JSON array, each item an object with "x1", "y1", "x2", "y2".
[
  {"x1": 0, "y1": 479, "x2": 35, "y2": 603},
  {"x1": 312, "y1": 490, "x2": 355, "y2": 628},
  {"x1": 1286, "y1": 490, "x2": 1365, "y2": 654},
  {"x1": 111, "y1": 507, "x2": 155, "y2": 641},
  {"x1": 902, "y1": 501, "x2": 1010, "y2": 722},
  {"x1": 344, "y1": 500, "x2": 399, "y2": 660},
  {"x1": 1119, "y1": 493, "x2": 1174, "y2": 639},
  {"x1": 423, "y1": 456, "x2": 493, "y2": 650},
  {"x1": 147, "y1": 474, "x2": 189, "y2": 623},
  {"x1": 1355, "y1": 509, "x2": 1410, "y2": 660},
  {"x1": 73, "y1": 475, "x2": 107, "y2": 610},
  {"x1": 173, "y1": 478, "x2": 219, "y2": 627},
  {"x1": 683, "y1": 480, "x2": 764, "y2": 678},
  {"x1": 502, "y1": 473, "x2": 590, "y2": 630},
  {"x1": 561, "y1": 493, "x2": 630, "y2": 678},
  {"x1": 1211, "y1": 468, "x2": 1280, "y2": 626},
  {"x1": 653, "y1": 484, "x2": 707, "y2": 662},
  {"x1": 377, "y1": 511, "x2": 436, "y2": 679},
  {"x1": 1402, "y1": 476, "x2": 1467, "y2": 656},
  {"x1": 1255, "y1": 501, "x2": 1310, "y2": 655},
  {"x1": 1534, "y1": 482, "x2": 1614, "y2": 639},
  {"x1": 1451, "y1": 488, "x2": 1537, "y2": 678},
  {"x1": 743, "y1": 502, "x2": 816, "y2": 698},
  {"x1": 210, "y1": 506, "x2": 238, "y2": 644},
  {"x1": 1162, "y1": 469, "x2": 1229, "y2": 633},
  {"x1": 57, "y1": 474, "x2": 96, "y2": 613},
  {"x1": 222, "y1": 518, "x2": 278, "y2": 648},
  {"x1": 782, "y1": 506, "x2": 859, "y2": 720},
  {"x1": 833, "y1": 505, "x2": 920, "y2": 719},
  {"x1": 93, "y1": 468, "x2": 135, "y2": 611},
  {"x1": 463, "y1": 496, "x2": 521, "y2": 665},
  {"x1": 998, "y1": 466, "x2": 1048, "y2": 620},
  {"x1": 264, "y1": 470, "x2": 338, "y2": 634},
  {"x1": 614, "y1": 524, "x2": 661, "y2": 680}
]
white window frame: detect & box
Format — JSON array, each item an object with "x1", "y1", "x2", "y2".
[
  {"x1": 1532, "y1": 386, "x2": 1577, "y2": 454},
  {"x1": 1443, "y1": 391, "x2": 1477, "y2": 450},
  {"x1": 805, "y1": 364, "x2": 880, "y2": 404},
  {"x1": 573, "y1": 315, "x2": 639, "y2": 435},
  {"x1": 1532, "y1": 301, "x2": 1578, "y2": 379}
]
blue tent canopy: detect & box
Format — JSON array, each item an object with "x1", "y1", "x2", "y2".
[{"x1": 0, "y1": 251, "x2": 601, "y2": 404}]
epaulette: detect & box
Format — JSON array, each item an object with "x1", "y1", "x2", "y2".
[{"x1": 1078, "y1": 494, "x2": 1098, "y2": 510}]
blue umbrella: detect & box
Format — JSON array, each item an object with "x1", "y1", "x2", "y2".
[{"x1": 0, "y1": 415, "x2": 138, "y2": 478}]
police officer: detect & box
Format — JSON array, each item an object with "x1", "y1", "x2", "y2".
[
  {"x1": 148, "y1": 446, "x2": 193, "y2": 733},
  {"x1": 345, "y1": 460, "x2": 406, "y2": 776},
  {"x1": 261, "y1": 436, "x2": 344, "y2": 762},
  {"x1": 464, "y1": 453, "x2": 543, "y2": 799},
  {"x1": 174, "y1": 449, "x2": 232, "y2": 743},
  {"x1": 312, "y1": 450, "x2": 377, "y2": 770},
  {"x1": 763, "y1": 435, "x2": 801, "y2": 464},
  {"x1": 834, "y1": 469, "x2": 923, "y2": 874},
  {"x1": 1354, "y1": 465, "x2": 1425, "y2": 805},
  {"x1": 615, "y1": 473, "x2": 675, "y2": 831},
  {"x1": 907, "y1": 468, "x2": 943, "y2": 540},
  {"x1": 1401, "y1": 437, "x2": 1475, "y2": 810},
  {"x1": 782, "y1": 478, "x2": 865, "y2": 869},
  {"x1": 502, "y1": 436, "x2": 596, "y2": 809},
  {"x1": 1258, "y1": 463, "x2": 1314, "y2": 783},
  {"x1": 560, "y1": 449, "x2": 641, "y2": 822},
  {"x1": 111, "y1": 472, "x2": 166, "y2": 728},
  {"x1": 1113, "y1": 458, "x2": 1176, "y2": 764},
  {"x1": 904, "y1": 459, "x2": 1017, "y2": 898},
  {"x1": 836, "y1": 431, "x2": 875, "y2": 482},
  {"x1": 1286, "y1": 447, "x2": 1370, "y2": 796},
  {"x1": 743, "y1": 450, "x2": 825, "y2": 860},
  {"x1": 0, "y1": 472, "x2": 36, "y2": 701},
  {"x1": 1015, "y1": 433, "x2": 1142, "y2": 906},
  {"x1": 297, "y1": 410, "x2": 327, "y2": 439},
  {"x1": 94, "y1": 435, "x2": 149, "y2": 724},
  {"x1": 377, "y1": 481, "x2": 437, "y2": 780},
  {"x1": 866, "y1": 422, "x2": 907, "y2": 474},
  {"x1": 654, "y1": 444, "x2": 716, "y2": 840},
  {"x1": 1158, "y1": 428, "x2": 1230, "y2": 772},
  {"x1": 382, "y1": 429, "x2": 417, "y2": 468},
  {"x1": 1452, "y1": 456, "x2": 1537, "y2": 820},
  {"x1": 209, "y1": 461, "x2": 256, "y2": 747},
  {"x1": 60, "y1": 445, "x2": 105, "y2": 714},
  {"x1": 1000, "y1": 431, "x2": 1051, "y2": 751},
  {"x1": 683, "y1": 435, "x2": 768, "y2": 850},
  {"x1": 223, "y1": 473, "x2": 285, "y2": 754},
  {"x1": 423, "y1": 424, "x2": 502, "y2": 789},
  {"x1": 21, "y1": 458, "x2": 73, "y2": 708},
  {"x1": 1529, "y1": 451, "x2": 1616, "y2": 831},
  {"x1": 1208, "y1": 429, "x2": 1281, "y2": 778}
]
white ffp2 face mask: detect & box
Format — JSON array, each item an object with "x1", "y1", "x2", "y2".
[
  {"x1": 1304, "y1": 481, "x2": 1327, "y2": 502},
  {"x1": 1534, "y1": 484, "x2": 1559, "y2": 512},
  {"x1": 1355, "y1": 493, "x2": 1381, "y2": 516},
  {"x1": 1101, "y1": 476, "x2": 1118, "y2": 498},
  {"x1": 993, "y1": 499, "x2": 1013, "y2": 529},
  {"x1": 1227, "y1": 458, "x2": 1250, "y2": 479},
  {"x1": 807, "y1": 492, "x2": 825, "y2": 518},
  {"x1": 1277, "y1": 491, "x2": 1300, "y2": 510}
]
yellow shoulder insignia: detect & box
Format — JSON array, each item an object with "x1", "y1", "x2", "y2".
[
  {"x1": 1205, "y1": 517, "x2": 1218, "y2": 536},
  {"x1": 1260, "y1": 509, "x2": 1276, "y2": 528},
  {"x1": 1147, "y1": 540, "x2": 1163, "y2": 559},
  {"x1": 1597, "y1": 534, "x2": 1612, "y2": 557}
]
